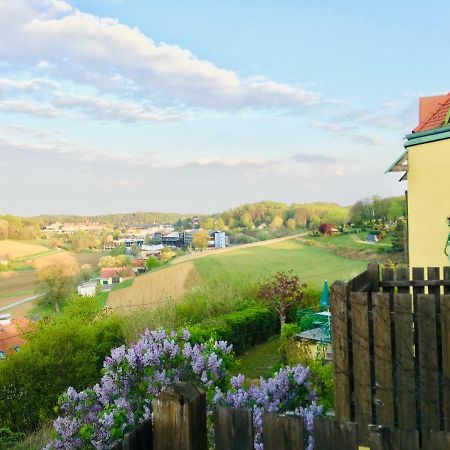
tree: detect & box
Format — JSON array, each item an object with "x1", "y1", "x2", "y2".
[
  {"x1": 0, "y1": 220, "x2": 9, "y2": 240},
  {"x1": 130, "y1": 243, "x2": 141, "y2": 258},
  {"x1": 79, "y1": 264, "x2": 92, "y2": 282},
  {"x1": 160, "y1": 248, "x2": 176, "y2": 262},
  {"x1": 110, "y1": 245, "x2": 126, "y2": 256},
  {"x1": 145, "y1": 256, "x2": 160, "y2": 271},
  {"x1": 270, "y1": 215, "x2": 284, "y2": 230},
  {"x1": 258, "y1": 271, "x2": 307, "y2": 328},
  {"x1": 37, "y1": 264, "x2": 74, "y2": 313},
  {"x1": 216, "y1": 218, "x2": 226, "y2": 230},
  {"x1": 287, "y1": 218, "x2": 297, "y2": 231},
  {"x1": 318, "y1": 223, "x2": 334, "y2": 236},
  {"x1": 192, "y1": 230, "x2": 210, "y2": 250}
]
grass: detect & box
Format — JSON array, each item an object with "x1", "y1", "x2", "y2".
[
  {"x1": 231, "y1": 336, "x2": 282, "y2": 381},
  {"x1": 192, "y1": 239, "x2": 366, "y2": 290},
  {"x1": 300, "y1": 232, "x2": 393, "y2": 258},
  {"x1": 111, "y1": 278, "x2": 135, "y2": 291}
]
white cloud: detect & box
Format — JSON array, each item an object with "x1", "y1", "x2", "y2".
[
  {"x1": 1, "y1": 100, "x2": 59, "y2": 117},
  {"x1": 312, "y1": 121, "x2": 390, "y2": 146},
  {"x1": 52, "y1": 94, "x2": 189, "y2": 123},
  {"x1": 0, "y1": 0, "x2": 324, "y2": 112}
]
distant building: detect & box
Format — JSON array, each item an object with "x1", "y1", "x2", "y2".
[
  {"x1": 0, "y1": 314, "x2": 31, "y2": 358},
  {"x1": 100, "y1": 267, "x2": 135, "y2": 285},
  {"x1": 140, "y1": 244, "x2": 164, "y2": 257},
  {"x1": 213, "y1": 231, "x2": 227, "y2": 249},
  {"x1": 161, "y1": 232, "x2": 182, "y2": 246},
  {"x1": 77, "y1": 281, "x2": 97, "y2": 297},
  {"x1": 103, "y1": 240, "x2": 122, "y2": 251}
]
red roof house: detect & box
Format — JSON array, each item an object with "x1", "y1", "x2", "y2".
[
  {"x1": 413, "y1": 93, "x2": 450, "y2": 132},
  {"x1": 0, "y1": 315, "x2": 32, "y2": 357}
]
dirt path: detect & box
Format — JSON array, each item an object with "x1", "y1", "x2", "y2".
[
  {"x1": 107, "y1": 261, "x2": 197, "y2": 311},
  {"x1": 171, "y1": 234, "x2": 306, "y2": 265}
]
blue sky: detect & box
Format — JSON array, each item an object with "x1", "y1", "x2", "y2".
[{"x1": 1, "y1": 0, "x2": 449, "y2": 215}]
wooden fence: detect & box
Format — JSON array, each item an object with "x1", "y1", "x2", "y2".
[
  {"x1": 110, "y1": 381, "x2": 450, "y2": 450},
  {"x1": 331, "y1": 263, "x2": 450, "y2": 448}
]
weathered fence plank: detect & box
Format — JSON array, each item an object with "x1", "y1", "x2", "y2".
[
  {"x1": 444, "y1": 267, "x2": 450, "y2": 295},
  {"x1": 442, "y1": 295, "x2": 450, "y2": 432},
  {"x1": 368, "y1": 425, "x2": 391, "y2": 450},
  {"x1": 331, "y1": 281, "x2": 352, "y2": 422},
  {"x1": 381, "y1": 267, "x2": 395, "y2": 296},
  {"x1": 263, "y1": 413, "x2": 304, "y2": 450},
  {"x1": 214, "y1": 406, "x2": 253, "y2": 450},
  {"x1": 391, "y1": 427, "x2": 419, "y2": 450},
  {"x1": 334, "y1": 420, "x2": 358, "y2": 449},
  {"x1": 313, "y1": 417, "x2": 333, "y2": 450},
  {"x1": 429, "y1": 430, "x2": 450, "y2": 450},
  {"x1": 135, "y1": 419, "x2": 153, "y2": 450},
  {"x1": 396, "y1": 267, "x2": 410, "y2": 294},
  {"x1": 393, "y1": 293, "x2": 416, "y2": 430},
  {"x1": 372, "y1": 293, "x2": 394, "y2": 427},
  {"x1": 367, "y1": 262, "x2": 380, "y2": 292},
  {"x1": 417, "y1": 294, "x2": 440, "y2": 448},
  {"x1": 350, "y1": 291, "x2": 372, "y2": 443},
  {"x1": 313, "y1": 417, "x2": 358, "y2": 450},
  {"x1": 152, "y1": 382, "x2": 207, "y2": 450}
]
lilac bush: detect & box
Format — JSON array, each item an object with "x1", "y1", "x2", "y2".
[
  {"x1": 213, "y1": 366, "x2": 323, "y2": 450},
  {"x1": 46, "y1": 329, "x2": 322, "y2": 450},
  {"x1": 46, "y1": 329, "x2": 233, "y2": 449}
]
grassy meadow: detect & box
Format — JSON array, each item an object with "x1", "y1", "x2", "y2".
[
  {"x1": 192, "y1": 238, "x2": 366, "y2": 289},
  {"x1": 114, "y1": 237, "x2": 367, "y2": 341}
]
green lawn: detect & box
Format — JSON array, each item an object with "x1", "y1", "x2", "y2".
[
  {"x1": 301, "y1": 232, "x2": 393, "y2": 255},
  {"x1": 193, "y1": 239, "x2": 366, "y2": 290},
  {"x1": 111, "y1": 278, "x2": 135, "y2": 291},
  {"x1": 231, "y1": 336, "x2": 282, "y2": 381}
]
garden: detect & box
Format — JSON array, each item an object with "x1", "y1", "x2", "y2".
[{"x1": 0, "y1": 269, "x2": 334, "y2": 450}]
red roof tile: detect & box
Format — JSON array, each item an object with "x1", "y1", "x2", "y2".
[
  {"x1": 414, "y1": 93, "x2": 450, "y2": 132},
  {"x1": 0, "y1": 318, "x2": 32, "y2": 354},
  {"x1": 100, "y1": 267, "x2": 135, "y2": 278}
]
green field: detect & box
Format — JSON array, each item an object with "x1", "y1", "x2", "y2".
[
  {"x1": 192, "y1": 239, "x2": 366, "y2": 289},
  {"x1": 300, "y1": 232, "x2": 393, "y2": 260}
]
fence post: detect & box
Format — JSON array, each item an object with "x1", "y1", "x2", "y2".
[
  {"x1": 367, "y1": 263, "x2": 380, "y2": 292},
  {"x1": 262, "y1": 413, "x2": 304, "y2": 450},
  {"x1": 152, "y1": 382, "x2": 207, "y2": 450},
  {"x1": 214, "y1": 406, "x2": 253, "y2": 450},
  {"x1": 331, "y1": 280, "x2": 352, "y2": 422}
]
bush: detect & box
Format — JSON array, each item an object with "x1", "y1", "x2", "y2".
[
  {"x1": 0, "y1": 302, "x2": 125, "y2": 434},
  {"x1": 189, "y1": 306, "x2": 279, "y2": 354}
]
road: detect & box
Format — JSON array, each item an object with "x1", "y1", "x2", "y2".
[
  {"x1": 171, "y1": 233, "x2": 306, "y2": 265},
  {"x1": 0, "y1": 293, "x2": 44, "y2": 313}
]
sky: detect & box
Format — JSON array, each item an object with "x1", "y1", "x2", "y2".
[{"x1": 1, "y1": 0, "x2": 450, "y2": 216}]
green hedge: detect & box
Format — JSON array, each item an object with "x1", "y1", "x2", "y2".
[
  {"x1": 189, "y1": 306, "x2": 279, "y2": 355},
  {"x1": 0, "y1": 301, "x2": 125, "y2": 434}
]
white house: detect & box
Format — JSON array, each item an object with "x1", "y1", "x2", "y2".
[
  {"x1": 214, "y1": 231, "x2": 227, "y2": 249},
  {"x1": 77, "y1": 281, "x2": 97, "y2": 297},
  {"x1": 100, "y1": 267, "x2": 135, "y2": 285}
]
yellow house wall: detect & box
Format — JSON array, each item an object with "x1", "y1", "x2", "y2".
[{"x1": 407, "y1": 138, "x2": 450, "y2": 268}]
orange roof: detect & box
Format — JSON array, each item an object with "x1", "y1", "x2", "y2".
[
  {"x1": 413, "y1": 93, "x2": 450, "y2": 132},
  {"x1": 0, "y1": 318, "x2": 32, "y2": 354}
]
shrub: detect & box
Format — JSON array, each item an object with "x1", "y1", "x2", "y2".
[
  {"x1": 0, "y1": 303, "x2": 124, "y2": 434},
  {"x1": 45, "y1": 329, "x2": 234, "y2": 449},
  {"x1": 189, "y1": 306, "x2": 279, "y2": 355},
  {"x1": 45, "y1": 329, "x2": 322, "y2": 450}
]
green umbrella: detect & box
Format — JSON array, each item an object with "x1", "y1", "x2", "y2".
[{"x1": 320, "y1": 280, "x2": 330, "y2": 310}]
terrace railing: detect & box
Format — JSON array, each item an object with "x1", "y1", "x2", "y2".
[{"x1": 331, "y1": 263, "x2": 450, "y2": 448}]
